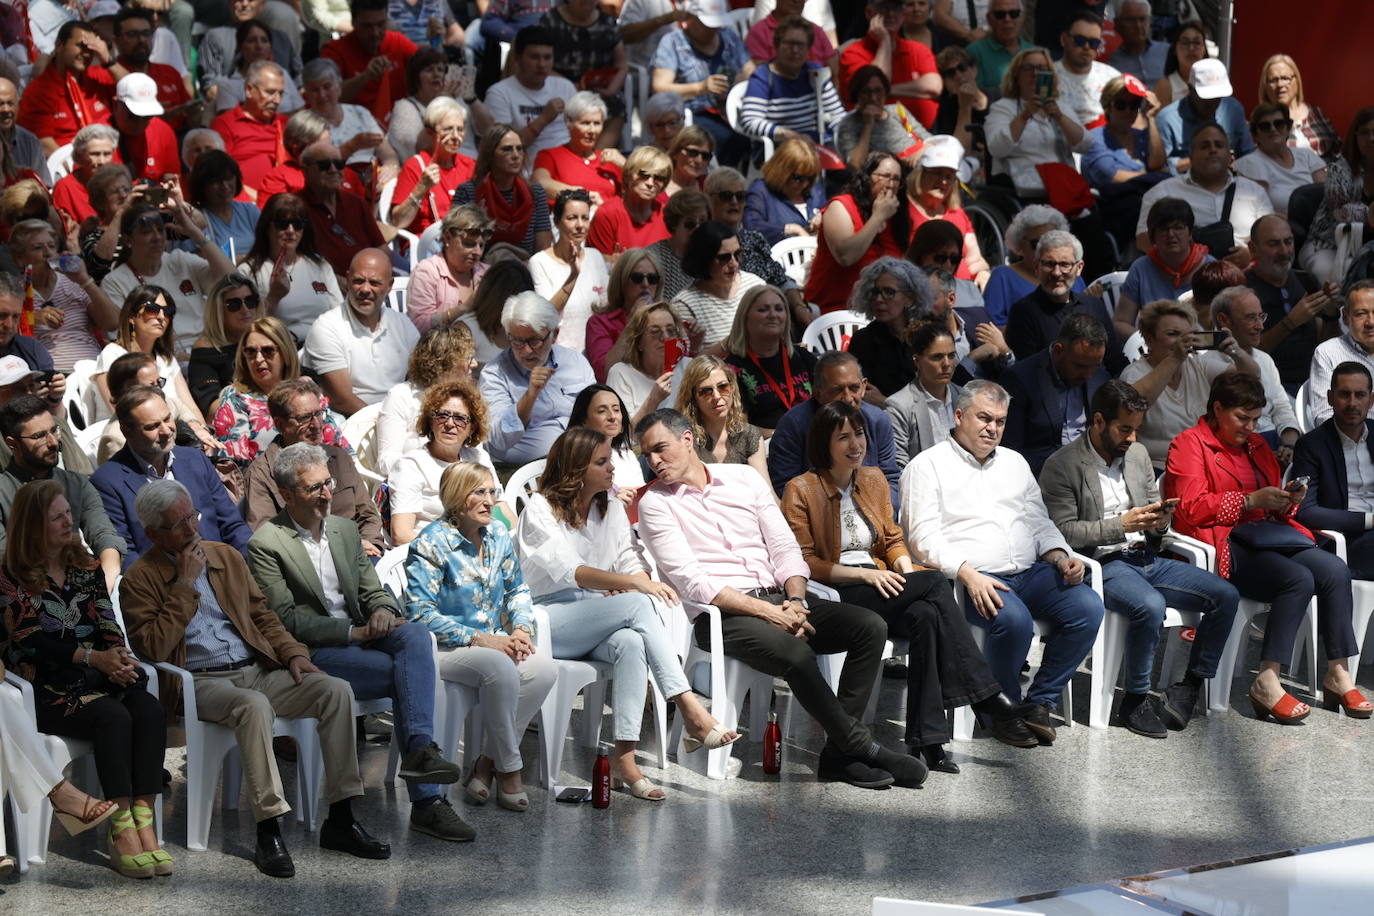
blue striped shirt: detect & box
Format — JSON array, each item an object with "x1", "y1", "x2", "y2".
[{"x1": 738, "y1": 62, "x2": 844, "y2": 143}]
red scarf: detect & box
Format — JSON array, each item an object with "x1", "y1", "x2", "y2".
[
  {"x1": 64, "y1": 71, "x2": 97, "y2": 129},
  {"x1": 475, "y1": 175, "x2": 533, "y2": 247},
  {"x1": 1148, "y1": 242, "x2": 1209, "y2": 289}
]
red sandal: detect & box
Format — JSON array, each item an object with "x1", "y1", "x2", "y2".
[
  {"x1": 1249, "y1": 686, "x2": 1311, "y2": 724},
  {"x1": 1322, "y1": 688, "x2": 1374, "y2": 719}
]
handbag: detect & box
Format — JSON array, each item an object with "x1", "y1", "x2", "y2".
[
  {"x1": 1229, "y1": 520, "x2": 1314, "y2": 553},
  {"x1": 1194, "y1": 183, "x2": 1238, "y2": 257}
]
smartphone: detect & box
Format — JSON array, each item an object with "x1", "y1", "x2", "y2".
[
  {"x1": 143, "y1": 186, "x2": 169, "y2": 206},
  {"x1": 1190, "y1": 330, "x2": 1224, "y2": 350},
  {"x1": 554, "y1": 786, "x2": 591, "y2": 804},
  {"x1": 1285, "y1": 475, "x2": 1311, "y2": 492},
  {"x1": 36, "y1": 369, "x2": 57, "y2": 383},
  {"x1": 1035, "y1": 71, "x2": 1054, "y2": 102},
  {"x1": 663, "y1": 337, "x2": 686, "y2": 373}
]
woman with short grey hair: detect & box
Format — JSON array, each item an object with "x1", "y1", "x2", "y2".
[
  {"x1": 531, "y1": 91, "x2": 626, "y2": 207},
  {"x1": 300, "y1": 56, "x2": 401, "y2": 182},
  {"x1": 390, "y1": 96, "x2": 475, "y2": 234},
  {"x1": 56, "y1": 124, "x2": 119, "y2": 222},
  {"x1": 845, "y1": 257, "x2": 936, "y2": 403},
  {"x1": 982, "y1": 204, "x2": 1082, "y2": 326},
  {"x1": 642, "y1": 92, "x2": 685, "y2": 151}
]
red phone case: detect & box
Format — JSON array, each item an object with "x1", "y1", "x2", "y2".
[{"x1": 663, "y1": 337, "x2": 685, "y2": 373}]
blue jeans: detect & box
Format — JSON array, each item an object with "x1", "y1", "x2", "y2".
[
  {"x1": 965, "y1": 561, "x2": 1104, "y2": 708},
  {"x1": 312, "y1": 622, "x2": 439, "y2": 803},
  {"x1": 1100, "y1": 553, "x2": 1240, "y2": 692},
  {"x1": 543, "y1": 592, "x2": 691, "y2": 742}
]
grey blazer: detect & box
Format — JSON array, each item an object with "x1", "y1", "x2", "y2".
[
  {"x1": 1038, "y1": 433, "x2": 1162, "y2": 555},
  {"x1": 885, "y1": 380, "x2": 963, "y2": 467}
]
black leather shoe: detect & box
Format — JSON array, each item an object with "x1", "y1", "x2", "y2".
[
  {"x1": 868, "y1": 745, "x2": 928, "y2": 788},
  {"x1": 817, "y1": 744, "x2": 894, "y2": 789},
  {"x1": 320, "y1": 819, "x2": 391, "y2": 860},
  {"x1": 253, "y1": 834, "x2": 294, "y2": 878},
  {"x1": 987, "y1": 714, "x2": 1039, "y2": 748},
  {"x1": 971, "y1": 692, "x2": 1028, "y2": 720},
  {"x1": 1022, "y1": 704, "x2": 1057, "y2": 745},
  {"x1": 1160, "y1": 682, "x2": 1200, "y2": 731},
  {"x1": 1121, "y1": 696, "x2": 1168, "y2": 739},
  {"x1": 916, "y1": 744, "x2": 960, "y2": 774}
]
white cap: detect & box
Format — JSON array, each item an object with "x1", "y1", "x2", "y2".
[
  {"x1": 87, "y1": 0, "x2": 121, "y2": 17},
  {"x1": 0, "y1": 355, "x2": 41, "y2": 387},
  {"x1": 1189, "y1": 58, "x2": 1232, "y2": 100},
  {"x1": 919, "y1": 135, "x2": 965, "y2": 171},
  {"x1": 116, "y1": 73, "x2": 164, "y2": 118},
  {"x1": 685, "y1": 0, "x2": 731, "y2": 29}
]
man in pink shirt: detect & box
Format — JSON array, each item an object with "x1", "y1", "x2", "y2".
[
  {"x1": 745, "y1": 0, "x2": 836, "y2": 68},
  {"x1": 635, "y1": 407, "x2": 928, "y2": 789}
]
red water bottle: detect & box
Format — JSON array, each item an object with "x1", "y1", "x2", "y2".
[
  {"x1": 762, "y1": 712, "x2": 781, "y2": 774},
  {"x1": 592, "y1": 743, "x2": 611, "y2": 808}
]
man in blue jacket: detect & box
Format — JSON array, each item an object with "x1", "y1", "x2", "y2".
[
  {"x1": 767, "y1": 350, "x2": 901, "y2": 505},
  {"x1": 92, "y1": 386, "x2": 251, "y2": 569}
]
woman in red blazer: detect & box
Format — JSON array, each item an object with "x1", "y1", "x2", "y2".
[{"x1": 1164, "y1": 373, "x2": 1368, "y2": 723}]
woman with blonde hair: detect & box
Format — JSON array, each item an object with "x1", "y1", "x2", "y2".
[
  {"x1": 606, "y1": 301, "x2": 683, "y2": 427},
  {"x1": 7, "y1": 218, "x2": 117, "y2": 371},
  {"x1": 585, "y1": 246, "x2": 663, "y2": 381},
  {"x1": 724, "y1": 284, "x2": 816, "y2": 431},
  {"x1": 188, "y1": 272, "x2": 266, "y2": 417},
  {"x1": 1257, "y1": 54, "x2": 1339, "y2": 159},
  {"x1": 745, "y1": 137, "x2": 825, "y2": 246},
  {"x1": 408, "y1": 203, "x2": 494, "y2": 333},
  {"x1": 377, "y1": 323, "x2": 478, "y2": 476},
  {"x1": 986, "y1": 47, "x2": 1093, "y2": 199},
  {"x1": 390, "y1": 378, "x2": 494, "y2": 544},
  {"x1": 515, "y1": 427, "x2": 737, "y2": 800},
  {"x1": 674, "y1": 354, "x2": 767, "y2": 481},
  {"x1": 587, "y1": 146, "x2": 672, "y2": 257},
  {"x1": 404, "y1": 460, "x2": 558, "y2": 811}
]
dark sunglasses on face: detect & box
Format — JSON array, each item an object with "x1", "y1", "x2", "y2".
[
  {"x1": 991, "y1": 7, "x2": 1020, "y2": 19},
  {"x1": 629, "y1": 272, "x2": 660, "y2": 285},
  {"x1": 431, "y1": 409, "x2": 472, "y2": 428},
  {"x1": 1112, "y1": 96, "x2": 1144, "y2": 111},
  {"x1": 309, "y1": 158, "x2": 347, "y2": 172},
  {"x1": 696, "y1": 380, "x2": 732, "y2": 397},
  {"x1": 940, "y1": 61, "x2": 972, "y2": 77},
  {"x1": 636, "y1": 169, "x2": 669, "y2": 185},
  {"x1": 272, "y1": 216, "x2": 306, "y2": 230},
  {"x1": 714, "y1": 190, "x2": 748, "y2": 203},
  {"x1": 713, "y1": 250, "x2": 742, "y2": 265},
  {"x1": 681, "y1": 147, "x2": 712, "y2": 161},
  {"x1": 137, "y1": 302, "x2": 175, "y2": 318},
  {"x1": 225, "y1": 294, "x2": 260, "y2": 312},
  {"x1": 1068, "y1": 34, "x2": 1102, "y2": 49},
  {"x1": 788, "y1": 173, "x2": 817, "y2": 184},
  {"x1": 928, "y1": 252, "x2": 960, "y2": 266},
  {"x1": 1255, "y1": 118, "x2": 1293, "y2": 133},
  {"x1": 243, "y1": 345, "x2": 278, "y2": 360}
]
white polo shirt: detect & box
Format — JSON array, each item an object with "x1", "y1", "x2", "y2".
[{"x1": 302, "y1": 303, "x2": 420, "y2": 405}]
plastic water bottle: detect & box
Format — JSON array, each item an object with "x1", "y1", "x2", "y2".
[
  {"x1": 592, "y1": 744, "x2": 611, "y2": 808},
  {"x1": 762, "y1": 712, "x2": 781, "y2": 775}
]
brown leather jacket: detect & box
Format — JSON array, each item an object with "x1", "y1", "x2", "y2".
[{"x1": 781, "y1": 467, "x2": 912, "y2": 582}]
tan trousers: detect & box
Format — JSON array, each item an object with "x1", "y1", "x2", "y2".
[{"x1": 193, "y1": 663, "x2": 362, "y2": 822}]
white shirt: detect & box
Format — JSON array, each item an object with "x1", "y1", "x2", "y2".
[
  {"x1": 101, "y1": 249, "x2": 219, "y2": 357},
  {"x1": 1053, "y1": 59, "x2": 1121, "y2": 126},
  {"x1": 1308, "y1": 333, "x2": 1374, "y2": 424},
  {"x1": 619, "y1": 0, "x2": 679, "y2": 70},
  {"x1": 1234, "y1": 146, "x2": 1327, "y2": 214},
  {"x1": 253, "y1": 257, "x2": 343, "y2": 342},
  {"x1": 291, "y1": 518, "x2": 347, "y2": 620},
  {"x1": 302, "y1": 304, "x2": 421, "y2": 405},
  {"x1": 91, "y1": 346, "x2": 189, "y2": 423},
  {"x1": 376, "y1": 380, "x2": 424, "y2": 477},
  {"x1": 484, "y1": 75, "x2": 576, "y2": 161},
  {"x1": 1119, "y1": 350, "x2": 1232, "y2": 469},
  {"x1": 1338, "y1": 425, "x2": 1374, "y2": 518},
  {"x1": 606, "y1": 361, "x2": 658, "y2": 423},
  {"x1": 986, "y1": 97, "x2": 1096, "y2": 196},
  {"x1": 1136, "y1": 174, "x2": 1273, "y2": 247},
  {"x1": 514, "y1": 492, "x2": 648, "y2": 602},
  {"x1": 899, "y1": 438, "x2": 1069, "y2": 579},
  {"x1": 1093, "y1": 449, "x2": 1143, "y2": 554},
  {"x1": 390, "y1": 444, "x2": 495, "y2": 524},
  {"x1": 670, "y1": 271, "x2": 765, "y2": 348},
  {"x1": 529, "y1": 247, "x2": 610, "y2": 353}
]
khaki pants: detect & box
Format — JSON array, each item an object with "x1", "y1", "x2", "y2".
[{"x1": 193, "y1": 663, "x2": 361, "y2": 822}]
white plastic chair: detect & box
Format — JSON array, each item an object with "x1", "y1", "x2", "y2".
[
  {"x1": 1313, "y1": 529, "x2": 1374, "y2": 672},
  {"x1": 417, "y1": 221, "x2": 443, "y2": 262},
  {"x1": 725, "y1": 81, "x2": 772, "y2": 175},
  {"x1": 61, "y1": 359, "x2": 98, "y2": 429},
  {"x1": 74, "y1": 418, "x2": 108, "y2": 466},
  {"x1": 771, "y1": 236, "x2": 818, "y2": 287},
  {"x1": 392, "y1": 227, "x2": 420, "y2": 273},
  {"x1": 385, "y1": 275, "x2": 410, "y2": 313},
  {"x1": 0, "y1": 680, "x2": 35, "y2": 874},
  {"x1": 1122, "y1": 329, "x2": 1145, "y2": 362},
  {"x1": 377, "y1": 177, "x2": 398, "y2": 225},
  {"x1": 1294, "y1": 380, "x2": 1313, "y2": 433},
  {"x1": 801, "y1": 310, "x2": 869, "y2": 353},
  {"x1": 46, "y1": 143, "x2": 74, "y2": 183},
  {"x1": 342, "y1": 400, "x2": 384, "y2": 473},
  {"x1": 1090, "y1": 270, "x2": 1130, "y2": 313},
  {"x1": 726, "y1": 7, "x2": 753, "y2": 40},
  {"x1": 504, "y1": 458, "x2": 546, "y2": 515}
]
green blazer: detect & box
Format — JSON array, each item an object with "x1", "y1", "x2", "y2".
[{"x1": 248, "y1": 510, "x2": 400, "y2": 649}]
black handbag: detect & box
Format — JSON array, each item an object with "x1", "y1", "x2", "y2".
[
  {"x1": 1229, "y1": 520, "x2": 1314, "y2": 553},
  {"x1": 1194, "y1": 183, "x2": 1238, "y2": 257}
]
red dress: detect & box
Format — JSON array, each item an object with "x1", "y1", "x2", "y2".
[
  {"x1": 391, "y1": 150, "x2": 477, "y2": 232},
  {"x1": 586, "y1": 195, "x2": 669, "y2": 256},
  {"x1": 532, "y1": 145, "x2": 622, "y2": 203},
  {"x1": 805, "y1": 194, "x2": 905, "y2": 314},
  {"x1": 909, "y1": 203, "x2": 975, "y2": 281}
]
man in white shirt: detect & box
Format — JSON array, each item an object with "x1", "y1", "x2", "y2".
[
  {"x1": 899, "y1": 379, "x2": 1104, "y2": 743},
  {"x1": 248, "y1": 443, "x2": 472, "y2": 843},
  {"x1": 483, "y1": 26, "x2": 576, "y2": 161},
  {"x1": 1053, "y1": 11, "x2": 1119, "y2": 128},
  {"x1": 1039, "y1": 381, "x2": 1240, "y2": 738},
  {"x1": 303, "y1": 248, "x2": 420, "y2": 417},
  {"x1": 1307, "y1": 282, "x2": 1374, "y2": 425},
  {"x1": 1211, "y1": 284, "x2": 1301, "y2": 462}
]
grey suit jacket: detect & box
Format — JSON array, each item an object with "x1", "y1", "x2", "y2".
[
  {"x1": 885, "y1": 380, "x2": 964, "y2": 467},
  {"x1": 1038, "y1": 433, "x2": 1162, "y2": 555},
  {"x1": 247, "y1": 511, "x2": 400, "y2": 650}
]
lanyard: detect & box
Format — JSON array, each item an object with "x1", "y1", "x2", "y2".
[{"x1": 747, "y1": 346, "x2": 797, "y2": 411}]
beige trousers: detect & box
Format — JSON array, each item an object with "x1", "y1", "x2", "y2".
[{"x1": 193, "y1": 663, "x2": 361, "y2": 822}]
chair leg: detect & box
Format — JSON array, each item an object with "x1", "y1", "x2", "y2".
[{"x1": 1089, "y1": 610, "x2": 1127, "y2": 729}]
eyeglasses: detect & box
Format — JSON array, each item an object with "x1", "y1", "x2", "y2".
[
  {"x1": 509, "y1": 331, "x2": 551, "y2": 351},
  {"x1": 300, "y1": 477, "x2": 336, "y2": 496},
  {"x1": 309, "y1": 157, "x2": 347, "y2": 172},
  {"x1": 1254, "y1": 118, "x2": 1293, "y2": 133},
  {"x1": 468, "y1": 487, "x2": 501, "y2": 500},
  {"x1": 1155, "y1": 222, "x2": 1192, "y2": 236},
  {"x1": 628, "y1": 271, "x2": 660, "y2": 285},
  {"x1": 137, "y1": 302, "x2": 176, "y2": 318},
  {"x1": 14, "y1": 426, "x2": 58, "y2": 443},
  {"x1": 869, "y1": 285, "x2": 905, "y2": 300},
  {"x1": 928, "y1": 252, "x2": 960, "y2": 266},
  {"x1": 162, "y1": 509, "x2": 200, "y2": 532},
  {"x1": 681, "y1": 147, "x2": 712, "y2": 161},
  {"x1": 713, "y1": 250, "x2": 742, "y2": 265},
  {"x1": 651, "y1": 117, "x2": 684, "y2": 131},
  {"x1": 714, "y1": 190, "x2": 748, "y2": 203},
  {"x1": 285, "y1": 407, "x2": 325, "y2": 425},
  {"x1": 679, "y1": 218, "x2": 705, "y2": 233},
  {"x1": 1019, "y1": 64, "x2": 1050, "y2": 74},
  {"x1": 1265, "y1": 73, "x2": 1295, "y2": 85},
  {"x1": 431, "y1": 409, "x2": 472, "y2": 428},
  {"x1": 636, "y1": 169, "x2": 669, "y2": 185},
  {"x1": 1111, "y1": 96, "x2": 1144, "y2": 111},
  {"x1": 446, "y1": 226, "x2": 494, "y2": 245},
  {"x1": 243, "y1": 345, "x2": 279, "y2": 360},
  {"x1": 788, "y1": 173, "x2": 817, "y2": 184},
  {"x1": 1176, "y1": 38, "x2": 1206, "y2": 49},
  {"x1": 497, "y1": 143, "x2": 525, "y2": 154},
  {"x1": 1068, "y1": 34, "x2": 1102, "y2": 49},
  {"x1": 939, "y1": 61, "x2": 972, "y2": 77},
  {"x1": 1039, "y1": 259, "x2": 1078, "y2": 271},
  {"x1": 272, "y1": 216, "x2": 306, "y2": 231},
  {"x1": 645, "y1": 324, "x2": 682, "y2": 339},
  {"x1": 225, "y1": 293, "x2": 260, "y2": 312},
  {"x1": 990, "y1": 8, "x2": 1021, "y2": 19},
  {"x1": 696, "y1": 381, "x2": 733, "y2": 397},
  {"x1": 777, "y1": 38, "x2": 810, "y2": 49}
]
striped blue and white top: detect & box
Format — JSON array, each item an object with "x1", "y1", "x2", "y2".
[{"x1": 738, "y1": 62, "x2": 845, "y2": 144}]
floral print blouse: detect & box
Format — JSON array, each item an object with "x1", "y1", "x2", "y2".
[
  {"x1": 211, "y1": 385, "x2": 351, "y2": 461},
  {"x1": 403, "y1": 517, "x2": 534, "y2": 648},
  {"x1": 0, "y1": 565, "x2": 129, "y2": 717}
]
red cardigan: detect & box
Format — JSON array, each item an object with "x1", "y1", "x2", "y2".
[{"x1": 1163, "y1": 417, "x2": 1310, "y2": 578}]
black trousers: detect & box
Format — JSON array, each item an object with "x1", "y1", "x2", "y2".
[
  {"x1": 35, "y1": 686, "x2": 166, "y2": 800},
  {"x1": 838, "y1": 568, "x2": 1002, "y2": 746},
  {"x1": 1229, "y1": 540, "x2": 1357, "y2": 665},
  {"x1": 695, "y1": 597, "x2": 886, "y2": 758}
]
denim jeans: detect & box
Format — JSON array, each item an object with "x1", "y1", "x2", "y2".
[
  {"x1": 312, "y1": 622, "x2": 440, "y2": 803},
  {"x1": 964, "y1": 561, "x2": 1105, "y2": 708},
  {"x1": 1100, "y1": 554, "x2": 1240, "y2": 691},
  {"x1": 543, "y1": 592, "x2": 691, "y2": 742}
]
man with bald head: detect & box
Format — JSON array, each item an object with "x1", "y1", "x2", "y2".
[
  {"x1": 302, "y1": 248, "x2": 420, "y2": 417},
  {"x1": 299, "y1": 139, "x2": 388, "y2": 276},
  {"x1": 0, "y1": 79, "x2": 51, "y2": 183}
]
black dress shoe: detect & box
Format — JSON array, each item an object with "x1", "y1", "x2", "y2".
[
  {"x1": 1120, "y1": 695, "x2": 1168, "y2": 739},
  {"x1": 253, "y1": 834, "x2": 295, "y2": 878},
  {"x1": 987, "y1": 714, "x2": 1039, "y2": 748},
  {"x1": 320, "y1": 819, "x2": 391, "y2": 860},
  {"x1": 1021, "y1": 704, "x2": 1057, "y2": 745},
  {"x1": 1160, "y1": 682, "x2": 1200, "y2": 731},
  {"x1": 817, "y1": 744, "x2": 894, "y2": 789},
  {"x1": 917, "y1": 744, "x2": 960, "y2": 774},
  {"x1": 971, "y1": 692, "x2": 1027, "y2": 720},
  {"x1": 867, "y1": 745, "x2": 928, "y2": 788}
]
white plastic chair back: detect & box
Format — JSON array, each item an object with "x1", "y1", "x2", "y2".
[
  {"x1": 417, "y1": 221, "x2": 443, "y2": 262},
  {"x1": 726, "y1": 7, "x2": 753, "y2": 40},
  {"x1": 1090, "y1": 270, "x2": 1130, "y2": 312},
  {"x1": 341, "y1": 401, "x2": 384, "y2": 472},
  {"x1": 771, "y1": 236, "x2": 818, "y2": 287},
  {"x1": 386, "y1": 275, "x2": 410, "y2": 313},
  {"x1": 46, "y1": 144, "x2": 74, "y2": 183},
  {"x1": 377, "y1": 176, "x2": 398, "y2": 225},
  {"x1": 376, "y1": 543, "x2": 411, "y2": 601},
  {"x1": 61, "y1": 359, "x2": 98, "y2": 429},
  {"x1": 75, "y1": 418, "x2": 108, "y2": 465},
  {"x1": 1295, "y1": 380, "x2": 1312, "y2": 433},
  {"x1": 801, "y1": 310, "x2": 868, "y2": 353},
  {"x1": 1122, "y1": 329, "x2": 1145, "y2": 362},
  {"x1": 505, "y1": 458, "x2": 546, "y2": 515}
]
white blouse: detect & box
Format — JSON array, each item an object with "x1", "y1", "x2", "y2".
[
  {"x1": 514, "y1": 492, "x2": 648, "y2": 602},
  {"x1": 376, "y1": 380, "x2": 423, "y2": 477},
  {"x1": 390, "y1": 443, "x2": 496, "y2": 525},
  {"x1": 528, "y1": 247, "x2": 610, "y2": 354},
  {"x1": 253, "y1": 256, "x2": 343, "y2": 343}
]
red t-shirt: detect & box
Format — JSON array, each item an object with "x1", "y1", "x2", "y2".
[
  {"x1": 119, "y1": 116, "x2": 180, "y2": 182},
  {"x1": 52, "y1": 173, "x2": 95, "y2": 223},
  {"x1": 320, "y1": 31, "x2": 417, "y2": 122},
  {"x1": 210, "y1": 106, "x2": 288, "y2": 194},
  {"x1": 805, "y1": 194, "x2": 905, "y2": 313},
  {"x1": 586, "y1": 195, "x2": 669, "y2": 255},
  {"x1": 391, "y1": 150, "x2": 476, "y2": 232},
  {"x1": 909, "y1": 204, "x2": 975, "y2": 281},
  {"x1": 532, "y1": 145, "x2": 622, "y2": 204},
  {"x1": 839, "y1": 35, "x2": 938, "y2": 129},
  {"x1": 16, "y1": 64, "x2": 115, "y2": 146},
  {"x1": 303, "y1": 186, "x2": 387, "y2": 275}
]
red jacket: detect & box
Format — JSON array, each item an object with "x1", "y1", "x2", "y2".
[{"x1": 1163, "y1": 417, "x2": 1311, "y2": 578}]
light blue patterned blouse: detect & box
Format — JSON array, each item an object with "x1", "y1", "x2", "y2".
[{"x1": 403, "y1": 517, "x2": 534, "y2": 648}]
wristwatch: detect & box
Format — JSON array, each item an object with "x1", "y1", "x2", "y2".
[{"x1": 785, "y1": 596, "x2": 810, "y2": 610}]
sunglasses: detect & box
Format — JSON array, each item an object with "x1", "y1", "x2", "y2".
[
  {"x1": 939, "y1": 61, "x2": 972, "y2": 77},
  {"x1": 309, "y1": 158, "x2": 347, "y2": 172},
  {"x1": 928, "y1": 252, "x2": 960, "y2": 266},
  {"x1": 870, "y1": 285, "x2": 904, "y2": 300},
  {"x1": 696, "y1": 381, "x2": 733, "y2": 397},
  {"x1": 431, "y1": 409, "x2": 472, "y2": 428},
  {"x1": 713, "y1": 250, "x2": 742, "y2": 265},
  {"x1": 636, "y1": 169, "x2": 670, "y2": 185},
  {"x1": 714, "y1": 190, "x2": 748, "y2": 203},
  {"x1": 137, "y1": 302, "x2": 176, "y2": 317},
  {"x1": 629, "y1": 271, "x2": 660, "y2": 285},
  {"x1": 272, "y1": 216, "x2": 306, "y2": 231},
  {"x1": 243, "y1": 345, "x2": 279, "y2": 360},
  {"x1": 510, "y1": 331, "x2": 551, "y2": 351},
  {"x1": 1068, "y1": 34, "x2": 1102, "y2": 49},
  {"x1": 991, "y1": 8, "x2": 1020, "y2": 19},
  {"x1": 1112, "y1": 96, "x2": 1144, "y2": 111},
  {"x1": 788, "y1": 173, "x2": 817, "y2": 184},
  {"x1": 225, "y1": 294, "x2": 260, "y2": 312},
  {"x1": 447, "y1": 227, "x2": 494, "y2": 246},
  {"x1": 681, "y1": 147, "x2": 712, "y2": 161},
  {"x1": 1255, "y1": 118, "x2": 1293, "y2": 133}
]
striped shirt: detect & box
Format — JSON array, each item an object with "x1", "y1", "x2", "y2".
[{"x1": 738, "y1": 63, "x2": 844, "y2": 144}]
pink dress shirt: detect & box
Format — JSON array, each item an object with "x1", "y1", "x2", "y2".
[{"x1": 406, "y1": 254, "x2": 487, "y2": 334}]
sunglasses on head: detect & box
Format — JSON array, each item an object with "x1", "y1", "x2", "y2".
[
  {"x1": 991, "y1": 7, "x2": 1020, "y2": 19},
  {"x1": 309, "y1": 158, "x2": 347, "y2": 171},
  {"x1": 629, "y1": 271, "x2": 660, "y2": 285},
  {"x1": 1068, "y1": 34, "x2": 1102, "y2": 49},
  {"x1": 225, "y1": 294, "x2": 260, "y2": 312},
  {"x1": 272, "y1": 216, "x2": 305, "y2": 231}
]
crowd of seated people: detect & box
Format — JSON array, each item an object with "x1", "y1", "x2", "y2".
[{"x1": 4, "y1": 0, "x2": 1374, "y2": 887}]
